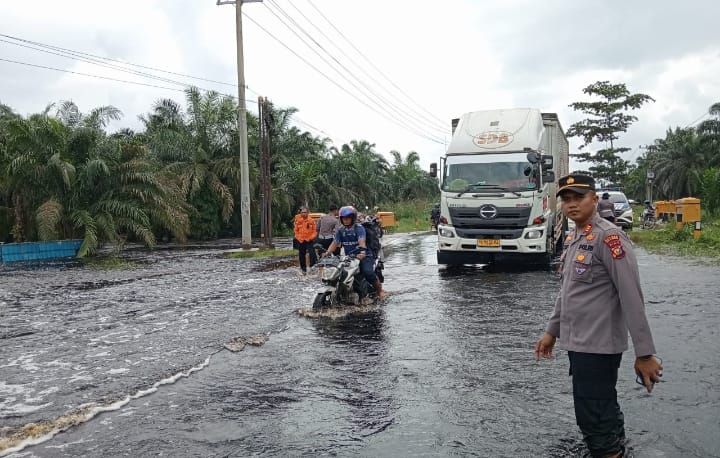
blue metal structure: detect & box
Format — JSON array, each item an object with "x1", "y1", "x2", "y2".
[{"x1": 0, "y1": 240, "x2": 83, "y2": 263}]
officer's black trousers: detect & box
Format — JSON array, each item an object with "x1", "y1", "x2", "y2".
[
  {"x1": 297, "y1": 241, "x2": 317, "y2": 272},
  {"x1": 568, "y1": 351, "x2": 625, "y2": 457}
]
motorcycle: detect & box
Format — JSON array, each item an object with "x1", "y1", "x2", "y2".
[
  {"x1": 430, "y1": 206, "x2": 440, "y2": 231},
  {"x1": 641, "y1": 201, "x2": 657, "y2": 229},
  {"x1": 312, "y1": 245, "x2": 383, "y2": 309}
]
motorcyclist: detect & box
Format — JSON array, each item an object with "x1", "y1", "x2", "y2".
[
  {"x1": 430, "y1": 203, "x2": 440, "y2": 229},
  {"x1": 643, "y1": 200, "x2": 656, "y2": 221},
  {"x1": 324, "y1": 206, "x2": 387, "y2": 300}
]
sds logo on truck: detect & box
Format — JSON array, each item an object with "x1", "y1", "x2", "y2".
[{"x1": 472, "y1": 131, "x2": 514, "y2": 148}]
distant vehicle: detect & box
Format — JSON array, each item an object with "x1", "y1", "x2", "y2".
[
  {"x1": 641, "y1": 200, "x2": 658, "y2": 229},
  {"x1": 430, "y1": 109, "x2": 569, "y2": 266},
  {"x1": 600, "y1": 190, "x2": 634, "y2": 230}
]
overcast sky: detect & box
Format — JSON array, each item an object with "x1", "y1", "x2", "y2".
[{"x1": 1, "y1": 0, "x2": 719, "y2": 171}]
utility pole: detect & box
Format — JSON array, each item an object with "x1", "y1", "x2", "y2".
[
  {"x1": 258, "y1": 96, "x2": 274, "y2": 248},
  {"x1": 217, "y1": 0, "x2": 262, "y2": 247},
  {"x1": 647, "y1": 170, "x2": 655, "y2": 203}
]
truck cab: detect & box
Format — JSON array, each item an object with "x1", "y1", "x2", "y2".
[{"x1": 432, "y1": 109, "x2": 569, "y2": 266}]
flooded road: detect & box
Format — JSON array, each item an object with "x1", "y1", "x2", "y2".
[{"x1": 1, "y1": 234, "x2": 719, "y2": 457}]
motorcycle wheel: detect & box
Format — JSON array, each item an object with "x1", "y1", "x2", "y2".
[{"x1": 312, "y1": 292, "x2": 332, "y2": 310}]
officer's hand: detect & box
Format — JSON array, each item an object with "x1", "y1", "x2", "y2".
[
  {"x1": 357, "y1": 252, "x2": 366, "y2": 260},
  {"x1": 534, "y1": 332, "x2": 556, "y2": 361},
  {"x1": 635, "y1": 356, "x2": 663, "y2": 393}
]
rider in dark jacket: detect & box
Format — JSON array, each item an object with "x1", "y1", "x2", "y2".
[{"x1": 597, "y1": 192, "x2": 615, "y2": 223}]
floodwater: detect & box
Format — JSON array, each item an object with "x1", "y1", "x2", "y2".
[{"x1": 1, "y1": 234, "x2": 718, "y2": 457}]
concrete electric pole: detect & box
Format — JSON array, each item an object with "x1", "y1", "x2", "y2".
[{"x1": 217, "y1": 0, "x2": 262, "y2": 247}]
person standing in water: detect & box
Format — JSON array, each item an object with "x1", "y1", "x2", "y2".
[{"x1": 535, "y1": 174, "x2": 662, "y2": 458}]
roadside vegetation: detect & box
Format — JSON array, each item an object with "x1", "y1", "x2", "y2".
[
  {"x1": 0, "y1": 88, "x2": 438, "y2": 256},
  {"x1": 379, "y1": 199, "x2": 436, "y2": 233},
  {"x1": 629, "y1": 215, "x2": 720, "y2": 260},
  {"x1": 566, "y1": 82, "x2": 719, "y2": 258}
]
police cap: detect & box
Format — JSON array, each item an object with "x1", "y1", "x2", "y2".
[{"x1": 556, "y1": 174, "x2": 596, "y2": 197}]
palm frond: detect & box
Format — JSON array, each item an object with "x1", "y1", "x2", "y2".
[{"x1": 35, "y1": 199, "x2": 64, "y2": 240}]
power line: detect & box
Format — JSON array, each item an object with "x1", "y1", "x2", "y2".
[
  {"x1": 0, "y1": 37, "x2": 226, "y2": 94},
  {"x1": 261, "y1": 1, "x2": 444, "y2": 143},
  {"x1": 242, "y1": 10, "x2": 444, "y2": 144},
  {"x1": 0, "y1": 35, "x2": 365, "y2": 146},
  {"x1": 0, "y1": 57, "x2": 259, "y2": 105},
  {"x1": 684, "y1": 112, "x2": 709, "y2": 129},
  {"x1": 266, "y1": 0, "x2": 447, "y2": 136},
  {"x1": 0, "y1": 33, "x2": 237, "y2": 89},
  {"x1": 0, "y1": 35, "x2": 286, "y2": 108},
  {"x1": 305, "y1": 0, "x2": 448, "y2": 127},
  {"x1": 285, "y1": 0, "x2": 449, "y2": 132},
  {"x1": 0, "y1": 58, "x2": 189, "y2": 94}
]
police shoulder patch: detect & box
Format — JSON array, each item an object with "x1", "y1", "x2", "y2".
[{"x1": 603, "y1": 233, "x2": 625, "y2": 259}]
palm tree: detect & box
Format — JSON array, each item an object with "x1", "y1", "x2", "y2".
[
  {"x1": 387, "y1": 150, "x2": 438, "y2": 201},
  {"x1": 649, "y1": 127, "x2": 707, "y2": 199},
  {"x1": 2, "y1": 111, "x2": 74, "y2": 241},
  {"x1": 697, "y1": 102, "x2": 720, "y2": 167},
  {"x1": 143, "y1": 88, "x2": 244, "y2": 238}
]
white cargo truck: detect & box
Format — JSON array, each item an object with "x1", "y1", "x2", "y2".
[{"x1": 430, "y1": 108, "x2": 569, "y2": 265}]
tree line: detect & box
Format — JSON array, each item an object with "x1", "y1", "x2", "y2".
[
  {"x1": 0, "y1": 88, "x2": 438, "y2": 254},
  {"x1": 566, "y1": 81, "x2": 720, "y2": 213}
]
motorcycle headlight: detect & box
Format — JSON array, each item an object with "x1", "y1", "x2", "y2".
[
  {"x1": 439, "y1": 227, "x2": 455, "y2": 238},
  {"x1": 322, "y1": 267, "x2": 339, "y2": 281},
  {"x1": 525, "y1": 229, "x2": 543, "y2": 239}
]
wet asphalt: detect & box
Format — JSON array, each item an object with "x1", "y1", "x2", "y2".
[{"x1": 0, "y1": 233, "x2": 719, "y2": 457}]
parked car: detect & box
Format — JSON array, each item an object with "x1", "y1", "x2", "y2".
[{"x1": 564, "y1": 191, "x2": 633, "y2": 232}]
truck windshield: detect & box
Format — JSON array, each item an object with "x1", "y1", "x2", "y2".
[{"x1": 442, "y1": 153, "x2": 537, "y2": 193}]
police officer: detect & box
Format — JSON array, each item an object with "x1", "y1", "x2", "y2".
[{"x1": 534, "y1": 174, "x2": 663, "y2": 458}]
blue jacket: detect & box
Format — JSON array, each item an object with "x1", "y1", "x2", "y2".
[{"x1": 334, "y1": 224, "x2": 369, "y2": 257}]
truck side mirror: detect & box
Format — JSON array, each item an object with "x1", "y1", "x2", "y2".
[
  {"x1": 429, "y1": 162, "x2": 438, "y2": 178},
  {"x1": 526, "y1": 152, "x2": 540, "y2": 164},
  {"x1": 541, "y1": 154, "x2": 554, "y2": 170},
  {"x1": 542, "y1": 171, "x2": 555, "y2": 183}
]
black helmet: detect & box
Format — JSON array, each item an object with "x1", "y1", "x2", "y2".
[{"x1": 338, "y1": 206, "x2": 357, "y2": 226}]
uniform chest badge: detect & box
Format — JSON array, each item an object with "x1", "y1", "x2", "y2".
[
  {"x1": 576, "y1": 254, "x2": 586, "y2": 261},
  {"x1": 586, "y1": 234, "x2": 595, "y2": 241},
  {"x1": 574, "y1": 263, "x2": 588, "y2": 275}
]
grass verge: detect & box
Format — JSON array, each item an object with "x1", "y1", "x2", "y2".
[
  {"x1": 378, "y1": 199, "x2": 436, "y2": 233},
  {"x1": 629, "y1": 216, "x2": 720, "y2": 260},
  {"x1": 227, "y1": 248, "x2": 295, "y2": 259}
]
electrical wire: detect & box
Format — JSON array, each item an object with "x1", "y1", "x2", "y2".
[
  {"x1": 0, "y1": 35, "x2": 371, "y2": 145},
  {"x1": 286, "y1": 0, "x2": 449, "y2": 132},
  {"x1": 0, "y1": 33, "x2": 237, "y2": 89},
  {"x1": 305, "y1": 0, "x2": 448, "y2": 127},
  {"x1": 266, "y1": 0, "x2": 447, "y2": 136},
  {"x1": 247, "y1": 7, "x2": 444, "y2": 144}
]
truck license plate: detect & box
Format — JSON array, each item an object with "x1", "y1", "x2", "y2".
[{"x1": 477, "y1": 239, "x2": 501, "y2": 248}]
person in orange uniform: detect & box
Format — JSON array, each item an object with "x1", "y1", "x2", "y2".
[{"x1": 293, "y1": 206, "x2": 318, "y2": 275}]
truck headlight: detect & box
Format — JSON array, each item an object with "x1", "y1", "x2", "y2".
[
  {"x1": 439, "y1": 227, "x2": 455, "y2": 238},
  {"x1": 524, "y1": 229, "x2": 543, "y2": 239}
]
